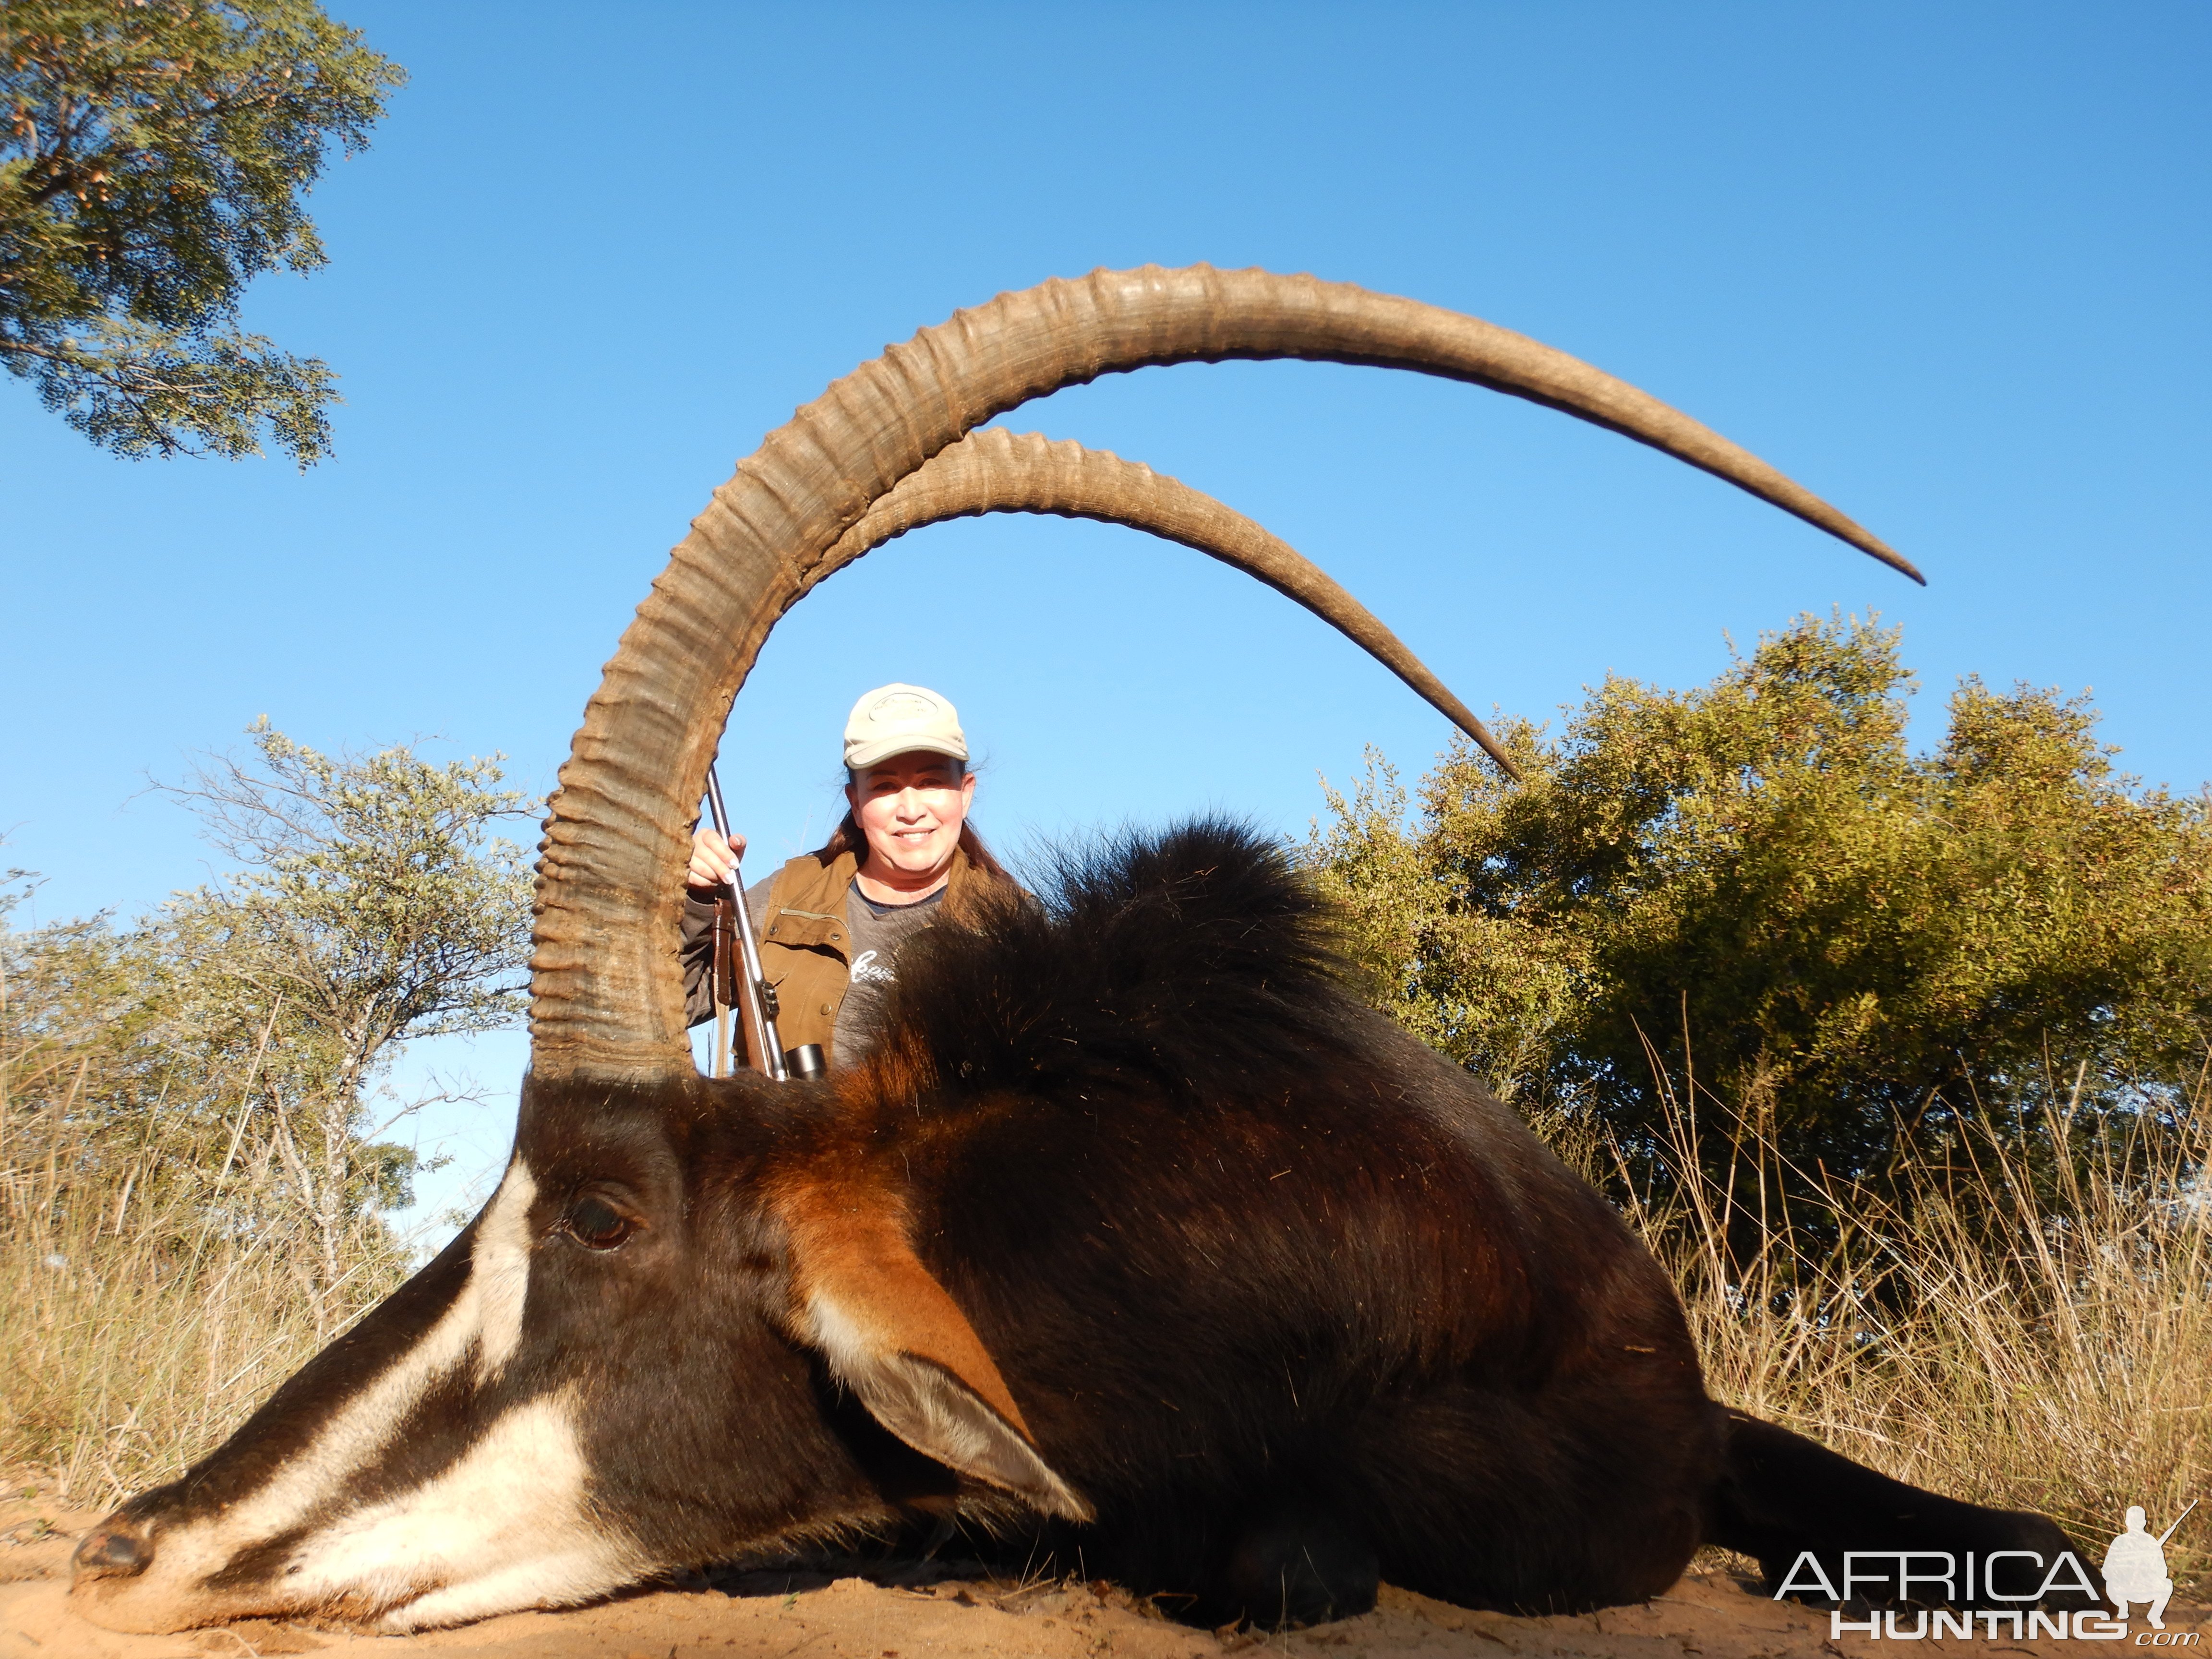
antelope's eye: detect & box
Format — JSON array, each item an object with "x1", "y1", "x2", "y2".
[{"x1": 564, "y1": 1195, "x2": 636, "y2": 1250}]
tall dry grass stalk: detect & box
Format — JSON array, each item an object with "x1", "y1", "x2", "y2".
[{"x1": 1570, "y1": 1056, "x2": 2212, "y2": 1593}]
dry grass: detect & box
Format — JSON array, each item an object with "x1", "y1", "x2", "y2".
[
  {"x1": 0, "y1": 1146, "x2": 409, "y2": 1503},
  {"x1": 1577, "y1": 1059, "x2": 2212, "y2": 1594}
]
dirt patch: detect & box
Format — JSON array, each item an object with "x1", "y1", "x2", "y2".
[{"x1": 3, "y1": 1495, "x2": 2202, "y2": 1659}]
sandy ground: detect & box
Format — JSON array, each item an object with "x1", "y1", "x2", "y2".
[{"x1": 4, "y1": 1490, "x2": 2203, "y2": 1659}]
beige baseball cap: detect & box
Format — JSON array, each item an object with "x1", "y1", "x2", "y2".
[{"x1": 843, "y1": 683, "x2": 968, "y2": 770}]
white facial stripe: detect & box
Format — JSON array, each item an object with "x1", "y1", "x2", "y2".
[
  {"x1": 470, "y1": 1158, "x2": 538, "y2": 1383},
  {"x1": 267, "y1": 1392, "x2": 642, "y2": 1632},
  {"x1": 108, "y1": 1162, "x2": 549, "y2": 1619}
]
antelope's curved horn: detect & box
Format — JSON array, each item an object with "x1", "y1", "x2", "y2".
[
  {"x1": 534, "y1": 264, "x2": 1913, "y2": 1080},
  {"x1": 829, "y1": 428, "x2": 1517, "y2": 777}
]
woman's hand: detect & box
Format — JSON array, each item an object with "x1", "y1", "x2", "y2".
[{"x1": 687, "y1": 825, "x2": 746, "y2": 893}]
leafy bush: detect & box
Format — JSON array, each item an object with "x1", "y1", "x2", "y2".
[{"x1": 1313, "y1": 613, "x2": 2212, "y2": 1256}]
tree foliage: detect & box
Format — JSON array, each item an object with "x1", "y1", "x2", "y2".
[
  {"x1": 172, "y1": 719, "x2": 534, "y2": 1074},
  {"x1": 1312, "y1": 614, "x2": 2212, "y2": 1239},
  {"x1": 0, "y1": 0, "x2": 402, "y2": 462}
]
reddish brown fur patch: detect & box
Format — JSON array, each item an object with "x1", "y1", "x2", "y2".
[
  {"x1": 840, "y1": 1023, "x2": 938, "y2": 1111},
  {"x1": 768, "y1": 1166, "x2": 1035, "y2": 1440}
]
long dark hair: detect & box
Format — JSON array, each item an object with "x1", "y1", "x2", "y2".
[{"x1": 810, "y1": 766, "x2": 1010, "y2": 884}]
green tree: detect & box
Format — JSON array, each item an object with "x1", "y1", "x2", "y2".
[
  {"x1": 0, "y1": 0, "x2": 403, "y2": 463},
  {"x1": 1313, "y1": 614, "x2": 2212, "y2": 1250},
  {"x1": 161, "y1": 721, "x2": 534, "y2": 1302}
]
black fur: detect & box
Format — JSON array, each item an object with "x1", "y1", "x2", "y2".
[
  {"x1": 884, "y1": 817, "x2": 1360, "y2": 1102},
  {"x1": 876, "y1": 824, "x2": 2079, "y2": 1618},
  {"x1": 1707, "y1": 1412, "x2": 2089, "y2": 1608},
  {"x1": 856, "y1": 824, "x2": 1715, "y2": 1615}
]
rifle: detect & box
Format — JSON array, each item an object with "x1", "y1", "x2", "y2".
[{"x1": 703, "y1": 765, "x2": 821, "y2": 1082}]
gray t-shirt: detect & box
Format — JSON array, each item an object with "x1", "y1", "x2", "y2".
[
  {"x1": 832, "y1": 883, "x2": 945, "y2": 1058},
  {"x1": 685, "y1": 875, "x2": 949, "y2": 1062}
]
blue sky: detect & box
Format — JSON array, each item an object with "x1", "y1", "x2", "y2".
[{"x1": 4, "y1": 4, "x2": 2206, "y2": 1235}]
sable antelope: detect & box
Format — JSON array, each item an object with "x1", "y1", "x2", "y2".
[{"x1": 71, "y1": 268, "x2": 2073, "y2": 1635}]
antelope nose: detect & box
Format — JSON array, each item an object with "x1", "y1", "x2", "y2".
[{"x1": 73, "y1": 1523, "x2": 151, "y2": 1578}]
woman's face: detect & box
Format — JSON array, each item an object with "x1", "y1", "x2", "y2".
[{"x1": 846, "y1": 751, "x2": 976, "y2": 878}]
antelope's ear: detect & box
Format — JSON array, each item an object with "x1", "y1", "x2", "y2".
[{"x1": 774, "y1": 1179, "x2": 1091, "y2": 1522}]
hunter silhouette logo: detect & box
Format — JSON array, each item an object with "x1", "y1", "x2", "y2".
[{"x1": 2105, "y1": 1502, "x2": 2196, "y2": 1632}]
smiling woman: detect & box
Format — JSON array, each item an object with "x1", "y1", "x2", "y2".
[{"x1": 679, "y1": 683, "x2": 1016, "y2": 1072}]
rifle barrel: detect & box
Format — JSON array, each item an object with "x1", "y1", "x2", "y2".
[
  {"x1": 2156, "y1": 1498, "x2": 2197, "y2": 1547},
  {"x1": 704, "y1": 765, "x2": 787, "y2": 1082}
]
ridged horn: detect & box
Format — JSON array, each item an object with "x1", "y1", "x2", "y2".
[
  {"x1": 828, "y1": 427, "x2": 1518, "y2": 776},
  {"x1": 533, "y1": 264, "x2": 1914, "y2": 1080}
]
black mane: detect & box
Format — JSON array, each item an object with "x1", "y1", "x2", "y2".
[{"x1": 877, "y1": 818, "x2": 1358, "y2": 1102}]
